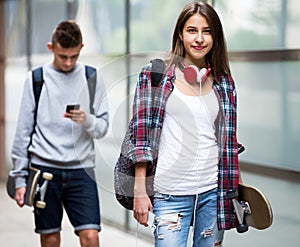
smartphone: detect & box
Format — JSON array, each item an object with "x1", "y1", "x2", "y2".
[
  {"x1": 66, "y1": 104, "x2": 80, "y2": 113},
  {"x1": 148, "y1": 211, "x2": 156, "y2": 228}
]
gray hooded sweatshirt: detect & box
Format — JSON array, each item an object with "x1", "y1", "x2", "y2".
[{"x1": 11, "y1": 62, "x2": 109, "y2": 188}]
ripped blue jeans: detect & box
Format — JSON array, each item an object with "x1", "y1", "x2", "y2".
[{"x1": 153, "y1": 188, "x2": 224, "y2": 247}]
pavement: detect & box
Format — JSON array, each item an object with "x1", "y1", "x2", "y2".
[
  {"x1": 0, "y1": 181, "x2": 153, "y2": 247},
  {"x1": 2, "y1": 173, "x2": 300, "y2": 247}
]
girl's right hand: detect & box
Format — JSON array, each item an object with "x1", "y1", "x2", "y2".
[{"x1": 133, "y1": 193, "x2": 153, "y2": 227}]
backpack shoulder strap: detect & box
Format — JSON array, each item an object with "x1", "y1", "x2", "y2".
[
  {"x1": 150, "y1": 58, "x2": 166, "y2": 87},
  {"x1": 32, "y1": 67, "x2": 44, "y2": 121},
  {"x1": 85, "y1": 65, "x2": 97, "y2": 115},
  {"x1": 32, "y1": 66, "x2": 97, "y2": 116},
  {"x1": 29, "y1": 67, "x2": 44, "y2": 152}
]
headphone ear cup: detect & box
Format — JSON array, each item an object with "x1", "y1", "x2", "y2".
[
  {"x1": 182, "y1": 63, "x2": 211, "y2": 84},
  {"x1": 198, "y1": 68, "x2": 207, "y2": 84},
  {"x1": 183, "y1": 65, "x2": 199, "y2": 83},
  {"x1": 200, "y1": 67, "x2": 211, "y2": 84}
]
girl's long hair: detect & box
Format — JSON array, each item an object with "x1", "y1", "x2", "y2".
[{"x1": 168, "y1": 1, "x2": 231, "y2": 77}]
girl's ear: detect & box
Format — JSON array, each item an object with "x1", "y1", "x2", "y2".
[{"x1": 179, "y1": 33, "x2": 183, "y2": 41}]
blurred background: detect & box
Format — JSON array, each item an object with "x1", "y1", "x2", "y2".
[{"x1": 0, "y1": 0, "x2": 299, "y2": 246}]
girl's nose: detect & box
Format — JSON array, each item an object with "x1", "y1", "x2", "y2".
[{"x1": 196, "y1": 32, "x2": 204, "y2": 42}]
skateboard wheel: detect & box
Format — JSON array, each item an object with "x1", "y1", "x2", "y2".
[
  {"x1": 227, "y1": 189, "x2": 238, "y2": 199},
  {"x1": 237, "y1": 224, "x2": 248, "y2": 233},
  {"x1": 43, "y1": 172, "x2": 53, "y2": 180},
  {"x1": 36, "y1": 201, "x2": 46, "y2": 209}
]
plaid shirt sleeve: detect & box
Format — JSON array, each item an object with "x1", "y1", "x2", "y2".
[
  {"x1": 127, "y1": 63, "x2": 154, "y2": 163},
  {"x1": 126, "y1": 63, "x2": 174, "y2": 165},
  {"x1": 214, "y1": 75, "x2": 240, "y2": 230}
]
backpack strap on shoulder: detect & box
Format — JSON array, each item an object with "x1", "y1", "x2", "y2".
[
  {"x1": 32, "y1": 67, "x2": 44, "y2": 121},
  {"x1": 31, "y1": 66, "x2": 97, "y2": 116},
  {"x1": 150, "y1": 58, "x2": 166, "y2": 87},
  {"x1": 85, "y1": 65, "x2": 97, "y2": 114},
  {"x1": 29, "y1": 67, "x2": 44, "y2": 151}
]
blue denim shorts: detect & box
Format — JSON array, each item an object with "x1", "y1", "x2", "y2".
[
  {"x1": 153, "y1": 188, "x2": 224, "y2": 247},
  {"x1": 32, "y1": 165, "x2": 101, "y2": 235}
]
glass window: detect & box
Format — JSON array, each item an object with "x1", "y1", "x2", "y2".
[
  {"x1": 129, "y1": 0, "x2": 191, "y2": 53},
  {"x1": 286, "y1": 0, "x2": 300, "y2": 48},
  {"x1": 215, "y1": 0, "x2": 300, "y2": 51},
  {"x1": 79, "y1": 0, "x2": 126, "y2": 54},
  {"x1": 31, "y1": 0, "x2": 72, "y2": 53},
  {"x1": 5, "y1": 0, "x2": 79, "y2": 56},
  {"x1": 215, "y1": 0, "x2": 300, "y2": 170},
  {"x1": 231, "y1": 60, "x2": 300, "y2": 171},
  {"x1": 5, "y1": 0, "x2": 27, "y2": 56}
]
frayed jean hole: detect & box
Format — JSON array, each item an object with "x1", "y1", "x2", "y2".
[
  {"x1": 202, "y1": 229, "x2": 213, "y2": 238},
  {"x1": 157, "y1": 213, "x2": 182, "y2": 232}
]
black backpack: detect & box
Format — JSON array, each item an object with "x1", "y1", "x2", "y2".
[{"x1": 114, "y1": 58, "x2": 166, "y2": 210}]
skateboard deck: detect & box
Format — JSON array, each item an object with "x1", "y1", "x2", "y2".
[
  {"x1": 7, "y1": 167, "x2": 52, "y2": 208},
  {"x1": 228, "y1": 183, "x2": 273, "y2": 233}
]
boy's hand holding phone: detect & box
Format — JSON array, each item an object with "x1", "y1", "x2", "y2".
[
  {"x1": 64, "y1": 104, "x2": 86, "y2": 124},
  {"x1": 65, "y1": 104, "x2": 80, "y2": 113}
]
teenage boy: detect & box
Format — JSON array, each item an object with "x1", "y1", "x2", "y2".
[{"x1": 10, "y1": 20, "x2": 109, "y2": 247}]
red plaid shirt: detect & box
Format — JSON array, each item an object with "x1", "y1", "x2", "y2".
[{"x1": 127, "y1": 62, "x2": 239, "y2": 230}]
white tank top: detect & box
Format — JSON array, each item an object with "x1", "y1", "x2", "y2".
[{"x1": 154, "y1": 85, "x2": 219, "y2": 195}]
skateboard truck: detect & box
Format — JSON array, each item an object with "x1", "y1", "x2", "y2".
[
  {"x1": 7, "y1": 168, "x2": 55, "y2": 209},
  {"x1": 227, "y1": 189, "x2": 249, "y2": 233},
  {"x1": 226, "y1": 142, "x2": 272, "y2": 234},
  {"x1": 227, "y1": 143, "x2": 248, "y2": 233},
  {"x1": 35, "y1": 172, "x2": 53, "y2": 209}
]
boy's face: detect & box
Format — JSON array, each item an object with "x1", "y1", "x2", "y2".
[{"x1": 47, "y1": 42, "x2": 83, "y2": 72}]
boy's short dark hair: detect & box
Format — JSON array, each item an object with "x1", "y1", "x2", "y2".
[{"x1": 52, "y1": 20, "x2": 82, "y2": 48}]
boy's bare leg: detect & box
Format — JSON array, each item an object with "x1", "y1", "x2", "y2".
[
  {"x1": 40, "y1": 232, "x2": 60, "y2": 247},
  {"x1": 79, "y1": 229, "x2": 99, "y2": 247}
]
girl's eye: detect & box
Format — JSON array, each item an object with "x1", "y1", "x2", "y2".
[
  {"x1": 187, "y1": 29, "x2": 197, "y2": 33},
  {"x1": 203, "y1": 29, "x2": 211, "y2": 34}
]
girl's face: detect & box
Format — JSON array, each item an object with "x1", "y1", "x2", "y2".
[{"x1": 180, "y1": 13, "x2": 213, "y2": 66}]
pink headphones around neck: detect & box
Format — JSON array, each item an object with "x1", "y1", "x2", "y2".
[{"x1": 178, "y1": 61, "x2": 211, "y2": 84}]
